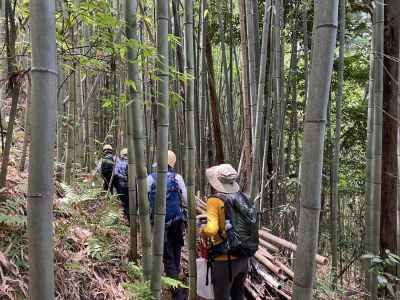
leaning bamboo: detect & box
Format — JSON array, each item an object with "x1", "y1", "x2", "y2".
[{"x1": 259, "y1": 229, "x2": 328, "y2": 265}]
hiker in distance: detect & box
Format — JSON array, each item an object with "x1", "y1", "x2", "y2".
[
  {"x1": 148, "y1": 150, "x2": 187, "y2": 300},
  {"x1": 200, "y1": 164, "x2": 259, "y2": 300},
  {"x1": 98, "y1": 144, "x2": 116, "y2": 193},
  {"x1": 115, "y1": 148, "x2": 130, "y2": 221}
]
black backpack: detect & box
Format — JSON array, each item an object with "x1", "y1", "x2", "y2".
[
  {"x1": 208, "y1": 192, "x2": 259, "y2": 259},
  {"x1": 101, "y1": 153, "x2": 114, "y2": 176}
]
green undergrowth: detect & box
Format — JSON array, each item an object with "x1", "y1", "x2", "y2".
[{"x1": 0, "y1": 181, "x2": 185, "y2": 299}]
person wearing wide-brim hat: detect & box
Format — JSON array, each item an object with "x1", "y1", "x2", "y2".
[
  {"x1": 147, "y1": 150, "x2": 187, "y2": 300},
  {"x1": 201, "y1": 164, "x2": 249, "y2": 300}
]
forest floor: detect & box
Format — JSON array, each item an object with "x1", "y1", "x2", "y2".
[{"x1": 0, "y1": 166, "x2": 151, "y2": 299}]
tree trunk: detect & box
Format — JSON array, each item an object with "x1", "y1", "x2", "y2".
[
  {"x1": 380, "y1": 0, "x2": 399, "y2": 257},
  {"x1": 246, "y1": 0, "x2": 258, "y2": 140},
  {"x1": 0, "y1": 0, "x2": 20, "y2": 188},
  {"x1": 0, "y1": 1, "x2": 6, "y2": 132},
  {"x1": 19, "y1": 77, "x2": 31, "y2": 172},
  {"x1": 199, "y1": 0, "x2": 210, "y2": 195},
  {"x1": 205, "y1": 32, "x2": 224, "y2": 164},
  {"x1": 293, "y1": 1, "x2": 338, "y2": 299},
  {"x1": 150, "y1": 0, "x2": 169, "y2": 297},
  {"x1": 238, "y1": 0, "x2": 252, "y2": 192},
  {"x1": 27, "y1": 0, "x2": 57, "y2": 298},
  {"x1": 218, "y1": 0, "x2": 235, "y2": 162},
  {"x1": 364, "y1": 33, "x2": 375, "y2": 294},
  {"x1": 64, "y1": 69, "x2": 76, "y2": 184},
  {"x1": 366, "y1": 1, "x2": 384, "y2": 298},
  {"x1": 126, "y1": 0, "x2": 153, "y2": 279},
  {"x1": 250, "y1": 0, "x2": 272, "y2": 201},
  {"x1": 331, "y1": 0, "x2": 346, "y2": 285}
]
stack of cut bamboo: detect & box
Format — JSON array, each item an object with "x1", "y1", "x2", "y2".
[{"x1": 195, "y1": 198, "x2": 328, "y2": 300}]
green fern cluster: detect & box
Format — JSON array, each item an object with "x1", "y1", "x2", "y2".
[
  {"x1": 87, "y1": 237, "x2": 109, "y2": 260},
  {"x1": 0, "y1": 198, "x2": 26, "y2": 227},
  {"x1": 123, "y1": 281, "x2": 153, "y2": 300},
  {"x1": 122, "y1": 263, "x2": 187, "y2": 299}
]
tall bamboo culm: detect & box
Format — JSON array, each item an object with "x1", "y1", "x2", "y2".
[
  {"x1": 27, "y1": 0, "x2": 57, "y2": 298},
  {"x1": 293, "y1": 1, "x2": 338, "y2": 299},
  {"x1": 150, "y1": 0, "x2": 169, "y2": 298},
  {"x1": 250, "y1": 0, "x2": 272, "y2": 202},
  {"x1": 125, "y1": 0, "x2": 139, "y2": 263},
  {"x1": 366, "y1": 1, "x2": 384, "y2": 298},
  {"x1": 364, "y1": 34, "x2": 374, "y2": 295},
  {"x1": 125, "y1": 0, "x2": 153, "y2": 278},
  {"x1": 184, "y1": 0, "x2": 197, "y2": 297},
  {"x1": 331, "y1": 0, "x2": 346, "y2": 285}
]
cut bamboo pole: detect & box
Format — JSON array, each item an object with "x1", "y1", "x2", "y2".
[
  {"x1": 259, "y1": 229, "x2": 328, "y2": 265},
  {"x1": 255, "y1": 251, "x2": 283, "y2": 276},
  {"x1": 258, "y1": 269, "x2": 282, "y2": 290},
  {"x1": 274, "y1": 260, "x2": 294, "y2": 279},
  {"x1": 245, "y1": 279, "x2": 263, "y2": 300},
  {"x1": 259, "y1": 238, "x2": 280, "y2": 252}
]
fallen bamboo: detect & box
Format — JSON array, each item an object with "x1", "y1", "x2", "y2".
[
  {"x1": 259, "y1": 238, "x2": 279, "y2": 253},
  {"x1": 259, "y1": 229, "x2": 328, "y2": 265},
  {"x1": 255, "y1": 251, "x2": 283, "y2": 277},
  {"x1": 257, "y1": 248, "x2": 290, "y2": 282},
  {"x1": 258, "y1": 247, "x2": 274, "y2": 260},
  {"x1": 274, "y1": 260, "x2": 294, "y2": 279},
  {"x1": 245, "y1": 279, "x2": 263, "y2": 300},
  {"x1": 258, "y1": 269, "x2": 282, "y2": 290}
]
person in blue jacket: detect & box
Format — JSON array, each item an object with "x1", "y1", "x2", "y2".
[
  {"x1": 148, "y1": 150, "x2": 187, "y2": 300},
  {"x1": 115, "y1": 148, "x2": 129, "y2": 221}
]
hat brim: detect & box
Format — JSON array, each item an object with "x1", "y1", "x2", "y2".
[{"x1": 206, "y1": 167, "x2": 240, "y2": 194}]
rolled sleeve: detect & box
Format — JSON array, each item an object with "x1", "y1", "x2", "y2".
[{"x1": 147, "y1": 174, "x2": 154, "y2": 193}]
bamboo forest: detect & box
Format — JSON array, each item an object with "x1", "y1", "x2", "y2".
[{"x1": 0, "y1": 0, "x2": 398, "y2": 299}]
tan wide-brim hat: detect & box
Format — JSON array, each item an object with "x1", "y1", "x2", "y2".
[
  {"x1": 168, "y1": 150, "x2": 176, "y2": 168},
  {"x1": 120, "y1": 148, "x2": 128, "y2": 157},
  {"x1": 103, "y1": 144, "x2": 113, "y2": 151},
  {"x1": 206, "y1": 164, "x2": 240, "y2": 194}
]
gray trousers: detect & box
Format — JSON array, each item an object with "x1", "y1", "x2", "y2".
[{"x1": 211, "y1": 257, "x2": 249, "y2": 300}]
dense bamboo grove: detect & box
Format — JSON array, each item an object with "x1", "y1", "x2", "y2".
[{"x1": 2, "y1": 0, "x2": 400, "y2": 299}]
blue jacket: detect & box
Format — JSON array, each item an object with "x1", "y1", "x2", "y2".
[{"x1": 115, "y1": 157, "x2": 128, "y2": 187}]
